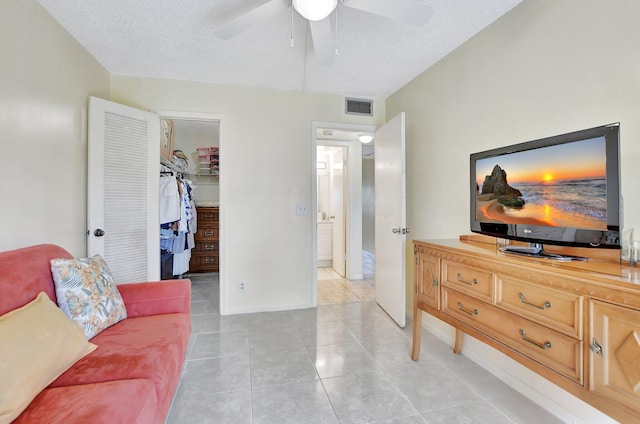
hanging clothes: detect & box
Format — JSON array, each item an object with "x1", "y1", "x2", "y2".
[
  {"x1": 172, "y1": 179, "x2": 196, "y2": 276},
  {"x1": 159, "y1": 167, "x2": 197, "y2": 278},
  {"x1": 159, "y1": 174, "x2": 181, "y2": 224}
]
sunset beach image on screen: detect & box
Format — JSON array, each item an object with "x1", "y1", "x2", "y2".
[{"x1": 475, "y1": 136, "x2": 607, "y2": 231}]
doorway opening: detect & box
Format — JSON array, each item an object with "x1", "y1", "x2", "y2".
[
  {"x1": 158, "y1": 110, "x2": 226, "y2": 314},
  {"x1": 312, "y1": 123, "x2": 376, "y2": 305}
]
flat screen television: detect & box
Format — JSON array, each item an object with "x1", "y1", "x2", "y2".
[{"x1": 470, "y1": 123, "x2": 621, "y2": 260}]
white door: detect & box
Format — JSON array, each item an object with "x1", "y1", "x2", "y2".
[
  {"x1": 375, "y1": 113, "x2": 406, "y2": 327},
  {"x1": 332, "y1": 147, "x2": 346, "y2": 277},
  {"x1": 88, "y1": 97, "x2": 160, "y2": 283}
]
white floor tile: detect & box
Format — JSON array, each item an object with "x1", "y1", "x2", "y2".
[{"x1": 169, "y1": 270, "x2": 565, "y2": 424}]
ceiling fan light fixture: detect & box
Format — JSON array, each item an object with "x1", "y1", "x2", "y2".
[
  {"x1": 293, "y1": 0, "x2": 337, "y2": 21},
  {"x1": 359, "y1": 134, "x2": 374, "y2": 144}
]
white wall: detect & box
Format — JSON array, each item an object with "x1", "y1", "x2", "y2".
[
  {"x1": 0, "y1": 0, "x2": 110, "y2": 256},
  {"x1": 362, "y1": 158, "x2": 375, "y2": 254},
  {"x1": 387, "y1": 0, "x2": 640, "y2": 422},
  {"x1": 111, "y1": 77, "x2": 383, "y2": 314},
  {"x1": 171, "y1": 119, "x2": 220, "y2": 204}
]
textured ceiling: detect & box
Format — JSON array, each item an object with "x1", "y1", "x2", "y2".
[{"x1": 38, "y1": 0, "x2": 522, "y2": 98}]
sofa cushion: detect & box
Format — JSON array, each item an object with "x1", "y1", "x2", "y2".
[
  {"x1": 50, "y1": 255, "x2": 127, "y2": 339},
  {"x1": 50, "y1": 313, "x2": 190, "y2": 419},
  {"x1": 0, "y1": 292, "x2": 97, "y2": 423},
  {"x1": 0, "y1": 244, "x2": 72, "y2": 316},
  {"x1": 13, "y1": 379, "x2": 159, "y2": 424}
]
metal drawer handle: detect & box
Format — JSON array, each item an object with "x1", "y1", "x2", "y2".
[
  {"x1": 426, "y1": 279, "x2": 438, "y2": 296},
  {"x1": 590, "y1": 339, "x2": 603, "y2": 356},
  {"x1": 519, "y1": 329, "x2": 552, "y2": 350},
  {"x1": 518, "y1": 292, "x2": 552, "y2": 310},
  {"x1": 457, "y1": 302, "x2": 478, "y2": 316},
  {"x1": 204, "y1": 244, "x2": 216, "y2": 250},
  {"x1": 204, "y1": 214, "x2": 215, "y2": 218},
  {"x1": 204, "y1": 231, "x2": 214, "y2": 236},
  {"x1": 457, "y1": 274, "x2": 477, "y2": 286},
  {"x1": 204, "y1": 258, "x2": 215, "y2": 264}
]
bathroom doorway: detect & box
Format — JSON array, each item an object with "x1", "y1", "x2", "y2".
[
  {"x1": 316, "y1": 145, "x2": 347, "y2": 276},
  {"x1": 313, "y1": 124, "x2": 376, "y2": 305}
]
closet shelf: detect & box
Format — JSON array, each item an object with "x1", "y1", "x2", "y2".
[
  {"x1": 160, "y1": 157, "x2": 186, "y2": 174},
  {"x1": 187, "y1": 173, "x2": 219, "y2": 177}
]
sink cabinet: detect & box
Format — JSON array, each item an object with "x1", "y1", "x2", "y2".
[{"x1": 317, "y1": 222, "x2": 333, "y2": 266}]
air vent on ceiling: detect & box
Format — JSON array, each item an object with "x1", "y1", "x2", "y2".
[{"x1": 345, "y1": 98, "x2": 373, "y2": 116}]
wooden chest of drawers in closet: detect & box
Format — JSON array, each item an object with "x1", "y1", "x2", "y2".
[{"x1": 191, "y1": 207, "x2": 219, "y2": 272}]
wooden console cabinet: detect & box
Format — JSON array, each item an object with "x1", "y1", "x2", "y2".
[
  {"x1": 191, "y1": 207, "x2": 219, "y2": 272},
  {"x1": 411, "y1": 238, "x2": 640, "y2": 423}
]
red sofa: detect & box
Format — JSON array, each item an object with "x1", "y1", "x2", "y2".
[{"x1": 0, "y1": 244, "x2": 191, "y2": 423}]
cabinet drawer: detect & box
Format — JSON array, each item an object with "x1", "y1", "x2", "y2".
[
  {"x1": 444, "y1": 289, "x2": 583, "y2": 383},
  {"x1": 191, "y1": 254, "x2": 219, "y2": 270},
  {"x1": 442, "y1": 260, "x2": 493, "y2": 302},
  {"x1": 496, "y1": 276, "x2": 582, "y2": 339},
  {"x1": 196, "y1": 227, "x2": 219, "y2": 241},
  {"x1": 194, "y1": 241, "x2": 218, "y2": 254},
  {"x1": 197, "y1": 208, "x2": 219, "y2": 224},
  {"x1": 416, "y1": 253, "x2": 440, "y2": 310}
]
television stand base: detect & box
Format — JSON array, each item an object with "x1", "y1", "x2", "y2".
[{"x1": 499, "y1": 246, "x2": 588, "y2": 262}]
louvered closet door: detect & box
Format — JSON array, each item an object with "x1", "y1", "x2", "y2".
[{"x1": 88, "y1": 97, "x2": 160, "y2": 283}]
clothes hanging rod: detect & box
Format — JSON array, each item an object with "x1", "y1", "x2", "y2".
[{"x1": 160, "y1": 157, "x2": 185, "y2": 175}]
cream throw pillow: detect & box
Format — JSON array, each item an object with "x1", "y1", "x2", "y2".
[
  {"x1": 0, "y1": 292, "x2": 97, "y2": 423},
  {"x1": 50, "y1": 255, "x2": 127, "y2": 339}
]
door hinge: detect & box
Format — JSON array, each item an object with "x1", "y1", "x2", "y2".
[{"x1": 414, "y1": 245, "x2": 417, "y2": 255}]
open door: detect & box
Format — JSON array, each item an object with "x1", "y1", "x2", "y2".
[
  {"x1": 374, "y1": 112, "x2": 407, "y2": 327},
  {"x1": 332, "y1": 147, "x2": 347, "y2": 277},
  {"x1": 88, "y1": 97, "x2": 160, "y2": 283}
]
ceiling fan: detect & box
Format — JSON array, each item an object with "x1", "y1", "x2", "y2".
[{"x1": 213, "y1": 0, "x2": 433, "y2": 66}]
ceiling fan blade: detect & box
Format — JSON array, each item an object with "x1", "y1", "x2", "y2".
[
  {"x1": 341, "y1": 0, "x2": 432, "y2": 26},
  {"x1": 214, "y1": 0, "x2": 289, "y2": 39},
  {"x1": 308, "y1": 17, "x2": 336, "y2": 66}
]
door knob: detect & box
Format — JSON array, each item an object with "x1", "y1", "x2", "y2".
[
  {"x1": 93, "y1": 229, "x2": 105, "y2": 237},
  {"x1": 392, "y1": 228, "x2": 401, "y2": 234}
]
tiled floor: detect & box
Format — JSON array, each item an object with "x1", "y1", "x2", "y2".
[
  {"x1": 167, "y1": 273, "x2": 562, "y2": 424},
  {"x1": 317, "y1": 253, "x2": 376, "y2": 305}
]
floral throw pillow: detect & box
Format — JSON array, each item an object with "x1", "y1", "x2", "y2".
[{"x1": 50, "y1": 255, "x2": 127, "y2": 339}]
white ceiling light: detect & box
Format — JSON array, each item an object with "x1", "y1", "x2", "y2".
[
  {"x1": 293, "y1": 0, "x2": 337, "y2": 21},
  {"x1": 359, "y1": 134, "x2": 374, "y2": 144}
]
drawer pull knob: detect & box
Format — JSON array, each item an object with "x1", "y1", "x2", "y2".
[
  {"x1": 518, "y1": 293, "x2": 552, "y2": 310},
  {"x1": 204, "y1": 231, "x2": 214, "y2": 236},
  {"x1": 457, "y1": 274, "x2": 477, "y2": 285},
  {"x1": 519, "y1": 329, "x2": 552, "y2": 350},
  {"x1": 457, "y1": 302, "x2": 478, "y2": 316},
  {"x1": 590, "y1": 339, "x2": 603, "y2": 356},
  {"x1": 426, "y1": 279, "x2": 438, "y2": 296}
]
